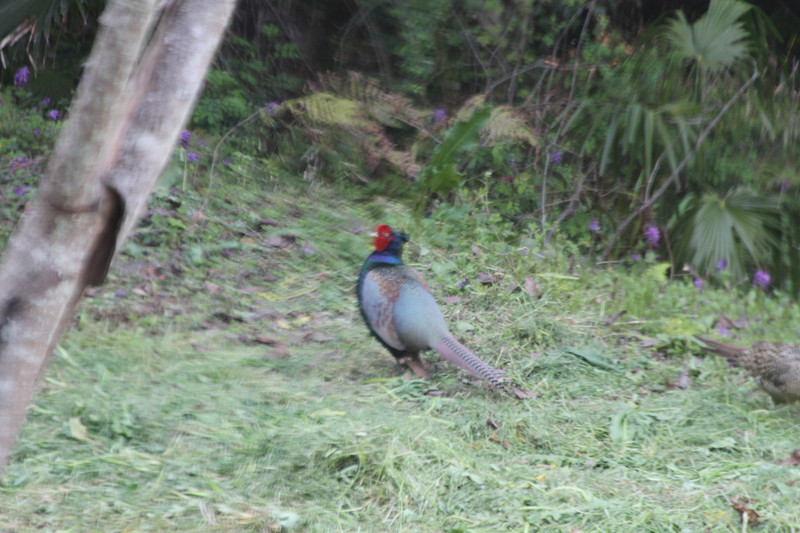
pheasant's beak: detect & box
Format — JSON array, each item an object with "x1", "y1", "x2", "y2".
[{"x1": 369, "y1": 232, "x2": 378, "y2": 238}]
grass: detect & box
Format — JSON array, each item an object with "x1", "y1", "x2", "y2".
[{"x1": 2, "y1": 164, "x2": 800, "y2": 532}]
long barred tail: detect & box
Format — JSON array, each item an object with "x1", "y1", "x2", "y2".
[
  {"x1": 696, "y1": 336, "x2": 745, "y2": 365},
  {"x1": 433, "y1": 335, "x2": 513, "y2": 397}
]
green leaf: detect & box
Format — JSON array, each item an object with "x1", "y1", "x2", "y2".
[
  {"x1": 609, "y1": 412, "x2": 629, "y2": 443},
  {"x1": 271, "y1": 510, "x2": 299, "y2": 529},
  {"x1": 645, "y1": 262, "x2": 671, "y2": 283},
  {"x1": 599, "y1": 115, "x2": 620, "y2": 174},
  {"x1": 428, "y1": 165, "x2": 463, "y2": 195},
  {"x1": 454, "y1": 321, "x2": 476, "y2": 335},
  {"x1": 429, "y1": 106, "x2": 491, "y2": 171},
  {"x1": 564, "y1": 347, "x2": 617, "y2": 371},
  {"x1": 624, "y1": 104, "x2": 642, "y2": 151},
  {"x1": 416, "y1": 107, "x2": 492, "y2": 213},
  {"x1": 707, "y1": 436, "x2": 738, "y2": 451},
  {"x1": 643, "y1": 109, "x2": 654, "y2": 176},
  {"x1": 653, "y1": 112, "x2": 678, "y2": 175},
  {"x1": 68, "y1": 417, "x2": 90, "y2": 442}
]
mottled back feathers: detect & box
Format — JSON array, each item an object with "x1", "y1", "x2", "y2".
[{"x1": 698, "y1": 337, "x2": 800, "y2": 404}]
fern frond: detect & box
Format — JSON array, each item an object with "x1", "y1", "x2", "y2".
[
  {"x1": 286, "y1": 92, "x2": 365, "y2": 128},
  {"x1": 454, "y1": 95, "x2": 487, "y2": 122},
  {"x1": 487, "y1": 105, "x2": 537, "y2": 147}
]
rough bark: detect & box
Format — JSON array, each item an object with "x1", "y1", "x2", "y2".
[{"x1": 0, "y1": 0, "x2": 236, "y2": 471}]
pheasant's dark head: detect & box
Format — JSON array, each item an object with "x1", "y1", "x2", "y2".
[{"x1": 369, "y1": 224, "x2": 409, "y2": 263}]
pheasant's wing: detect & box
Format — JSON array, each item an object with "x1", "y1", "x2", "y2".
[
  {"x1": 750, "y1": 343, "x2": 800, "y2": 403},
  {"x1": 360, "y1": 269, "x2": 406, "y2": 352},
  {"x1": 404, "y1": 267, "x2": 433, "y2": 293},
  {"x1": 777, "y1": 344, "x2": 800, "y2": 364},
  {"x1": 752, "y1": 352, "x2": 791, "y2": 386}
]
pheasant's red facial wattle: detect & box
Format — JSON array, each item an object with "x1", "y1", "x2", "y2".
[{"x1": 373, "y1": 224, "x2": 394, "y2": 251}]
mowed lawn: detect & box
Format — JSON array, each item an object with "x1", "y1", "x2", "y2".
[{"x1": 2, "y1": 175, "x2": 800, "y2": 532}]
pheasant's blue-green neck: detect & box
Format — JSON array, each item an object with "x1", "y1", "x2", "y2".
[{"x1": 367, "y1": 250, "x2": 404, "y2": 265}]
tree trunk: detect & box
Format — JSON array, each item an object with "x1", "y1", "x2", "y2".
[{"x1": 0, "y1": 0, "x2": 236, "y2": 471}]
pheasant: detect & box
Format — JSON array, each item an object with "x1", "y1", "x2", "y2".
[
  {"x1": 697, "y1": 337, "x2": 800, "y2": 404},
  {"x1": 357, "y1": 224, "x2": 512, "y2": 396}
]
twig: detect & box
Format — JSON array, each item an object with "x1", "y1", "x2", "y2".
[
  {"x1": 202, "y1": 109, "x2": 261, "y2": 211},
  {"x1": 264, "y1": 0, "x2": 317, "y2": 82},
  {"x1": 484, "y1": 59, "x2": 551, "y2": 96},
  {"x1": 541, "y1": 1, "x2": 597, "y2": 232},
  {"x1": 544, "y1": 165, "x2": 589, "y2": 245},
  {"x1": 567, "y1": 0, "x2": 597, "y2": 105},
  {"x1": 453, "y1": 10, "x2": 491, "y2": 93},
  {"x1": 602, "y1": 63, "x2": 760, "y2": 259}
]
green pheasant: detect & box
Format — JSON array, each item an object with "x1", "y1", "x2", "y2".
[{"x1": 357, "y1": 224, "x2": 512, "y2": 396}]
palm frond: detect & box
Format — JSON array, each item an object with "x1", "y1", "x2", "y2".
[
  {"x1": 1, "y1": 0, "x2": 96, "y2": 66},
  {"x1": 674, "y1": 187, "x2": 779, "y2": 281},
  {"x1": 663, "y1": 0, "x2": 752, "y2": 72}
]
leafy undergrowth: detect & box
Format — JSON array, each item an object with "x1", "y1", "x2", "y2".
[{"x1": 2, "y1": 163, "x2": 800, "y2": 532}]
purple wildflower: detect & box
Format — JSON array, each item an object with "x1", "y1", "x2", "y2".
[
  {"x1": 265, "y1": 102, "x2": 281, "y2": 114},
  {"x1": 48, "y1": 109, "x2": 60, "y2": 121},
  {"x1": 33, "y1": 129, "x2": 40, "y2": 137},
  {"x1": 9, "y1": 157, "x2": 31, "y2": 174},
  {"x1": 198, "y1": 137, "x2": 205, "y2": 148},
  {"x1": 180, "y1": 129, "x2": 191, "y2": 149},
  {"x1": 114, "y1": 289, "x2": 127, "y2": 297},
  {"x1": 693, "y1": 277, "x2": 703, "y2": 289},
  {"x1": 717, "y1": 325, "x2": 730, "y2": 337},
  {"x1": 752, "y1": 269, "x2": 770, "y2": 290},
  {"x1": 644, "y1": 225, "x2": 660, "y2": 247},
  {"x1": 14, "y1": 66, "x2": 30, "y2": 87},
  {"x1": 187, "y1": 151, "x2": 199, "y2": 163},
  {"x1": 41, "y1": 97, "x2": 50, "y2": 106},
  {"x1": 550, "y1": 151, "x2": 563, "y2": 165},
  {"x1": 432, "y1": 108, "x2": 447, "y2": 124},
  {"x1": 630, "y1": 253, "x2": 641, "y2": 262},
  {"x1": 716, "y1": 259, "x2": 727, "y2": 271},
  {"x1": 222, "y1": 157, "x2": 230, "y2": 166},
  {"x1": 589, "y1": 219, "x2": 601, "y2": 233},
  {"x1": 221, "y1": 249, "x2": 231, "y2": 258},
  {"x1": 13, "y1": 185, "x2": 32, "y2": 196},
  {"x1": 456, "y1": 278, "x2": 470, "y2": 288}
]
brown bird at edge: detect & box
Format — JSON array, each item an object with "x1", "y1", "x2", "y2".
[
  {"x1": 357, "y1": 224, "x2": 518, "y2": 397},
  {"x1": 697, "y1": 336, "x2": 800, "y2": 404}
]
